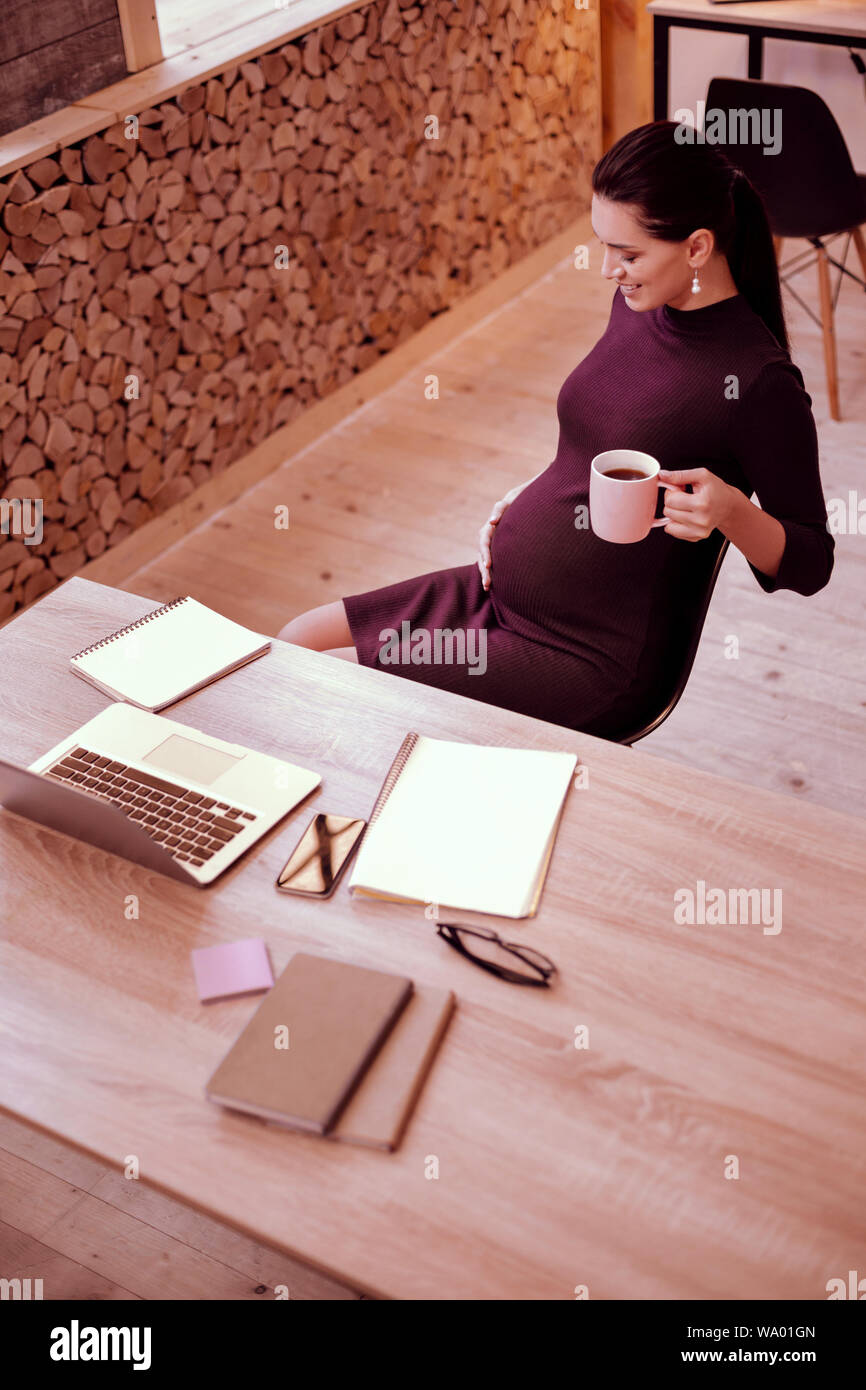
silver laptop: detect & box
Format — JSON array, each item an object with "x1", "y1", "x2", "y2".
[{"x1": 0, "y1": 704, "x2": 321, "y2": 886}]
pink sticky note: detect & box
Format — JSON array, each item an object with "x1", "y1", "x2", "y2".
[{"x1": 191, "y1": 938, "x2": 274, "y2": 1003}]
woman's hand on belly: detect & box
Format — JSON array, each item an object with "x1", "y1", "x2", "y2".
[{"x1": 477, "y1": 470, "x2": 545, "y2": 590}]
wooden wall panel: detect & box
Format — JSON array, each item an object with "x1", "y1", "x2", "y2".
[
  {"x1": 0, "y1": 0, "x2": 119, "y2": 60},
  {"x1": 0, "y1": 1, "x2": 128, "y2": 138}
]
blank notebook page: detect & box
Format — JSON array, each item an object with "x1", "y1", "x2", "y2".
[
  {"x1": 350, "y1": 735, "x2": 576, "y2": 918},
  {"x1": 71, "y1": 598, "x2": 270, "y2": 710}
]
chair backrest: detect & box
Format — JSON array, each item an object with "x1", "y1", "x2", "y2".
[
  {"x1": 704, "y1": 76, "x2": 862, "y2": 238},
  {"x1": 617, "y1": 537, "x2": 730, "y2": 746}
]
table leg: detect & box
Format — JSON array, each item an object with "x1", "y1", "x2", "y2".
[{"x1": 653, "y1": 16, "x2": 671, "y2": 121}]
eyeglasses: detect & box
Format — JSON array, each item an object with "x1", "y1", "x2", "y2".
[{"x1": 435, "y1": 921, "x2": 557, "y2": 987}]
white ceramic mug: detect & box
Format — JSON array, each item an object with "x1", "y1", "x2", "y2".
[{"x1": 589, "y1": 449, "x2": 684, "y2": 543}]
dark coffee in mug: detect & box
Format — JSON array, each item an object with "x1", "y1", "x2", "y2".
[{"x1": 602, "y1": 467, "x2": 649, "y2": 481}]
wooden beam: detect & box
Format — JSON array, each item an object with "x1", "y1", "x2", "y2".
[
  {"x1": 116, "y1": 0, "x2": 162, "y2": 71},
  {"x1": 600, "y1": 0, "x2": 652, "y2": 151}
]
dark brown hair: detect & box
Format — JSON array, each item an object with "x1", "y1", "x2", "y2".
[{"x1": 592, "y1": 120, "x2": 788, "y2": 355}]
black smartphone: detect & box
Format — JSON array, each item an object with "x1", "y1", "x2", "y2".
[{"x1": 275, "y1": 812, "x2": 367, "y2": 897}]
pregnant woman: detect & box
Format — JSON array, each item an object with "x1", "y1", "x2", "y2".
[{"x1": 277, "y1": 120, "x2": 834, "y2": 738}]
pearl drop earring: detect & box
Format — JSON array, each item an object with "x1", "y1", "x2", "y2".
[{"x1": 691, "y1": 269, "x2": 701, "y2": 295}]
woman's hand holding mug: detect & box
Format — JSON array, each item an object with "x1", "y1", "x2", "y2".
[
  {"x1": 657, "y1": 467, "x2": 737, "y2": 540},
  {"x1": 589, "y1": 450, "x2": 734, "y2": 544}
]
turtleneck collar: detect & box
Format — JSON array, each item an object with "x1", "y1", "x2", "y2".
[{"x1": 659, "y1": 292, "x2": 743, "y2": 332}]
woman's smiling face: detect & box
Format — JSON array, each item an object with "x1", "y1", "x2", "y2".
[{"x1": 591, "y1": 193, "x2": 708, "y2": 312}]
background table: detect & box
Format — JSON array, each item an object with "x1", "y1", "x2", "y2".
[
  {"x1": 649, "y1": 0, "x2": 866, "y2": 119},
  {"x1": 1, "y1": 576, "x2": 864, "y2": 1299}
]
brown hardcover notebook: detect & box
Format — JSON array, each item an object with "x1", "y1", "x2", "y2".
[
  {"x1": 205, "y1": 953, "x2": 413, "y2": 1135},
  {"x1": 329, "y1": 985, "x2": 456, "y2": 1151}
]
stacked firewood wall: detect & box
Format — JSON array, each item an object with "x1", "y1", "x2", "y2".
[{"x1": 0, "y1": 0, "x2": 598, "y2": 617}]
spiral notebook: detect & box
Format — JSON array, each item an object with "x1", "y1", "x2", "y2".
[
  {"x1": 69, "y1": 596, "x2": 272, "y2": 711},
  {"x1": 348, "y1": 732, "x2": 576, "y2": 919}
]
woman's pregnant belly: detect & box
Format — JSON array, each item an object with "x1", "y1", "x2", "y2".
[{"x1": 489, "y1": 465, "x2": 665, "y2": 674}]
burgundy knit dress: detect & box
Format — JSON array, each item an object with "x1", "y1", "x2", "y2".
[{"x1": 341, "y1": 286, "x2": 834, "y2": 737}]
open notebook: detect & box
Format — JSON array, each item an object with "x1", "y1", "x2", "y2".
[
  {"x1": 348, "y1": 732, "x2": 576, "y2": 919},
  {"x1": 69, "y1": 596, "x2": 271, "y2": 711}
]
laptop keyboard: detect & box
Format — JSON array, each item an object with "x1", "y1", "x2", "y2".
[{"x1": 44, "y1": 746, "x2": 257, "y2": 868}]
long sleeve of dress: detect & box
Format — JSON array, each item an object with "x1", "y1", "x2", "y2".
[{"x1": 727, "y1": 361, "x2": 834, "y2": 597}]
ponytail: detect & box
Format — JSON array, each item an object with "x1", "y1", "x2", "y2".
[
  {"x1": 727, "y1": 170, "x2": 788, "y2": 355},
  {"x1": 592, "y1": 122, "x2": 789, "y2": 355}
]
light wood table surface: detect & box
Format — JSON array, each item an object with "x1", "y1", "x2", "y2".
[
  {"x1": 1, "y1": 576, "x2": 864, "y2": 1300},
  {"x1": 648, "y1": 0, "x2": 866, "y2": 41}
]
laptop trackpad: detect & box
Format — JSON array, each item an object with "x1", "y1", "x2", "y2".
[{"x1": 143, "y1": 734, "x2": 244, "y2": 786}]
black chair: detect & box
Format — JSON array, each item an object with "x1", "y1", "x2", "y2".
[
  {"x1": 705, "y1": 75, "x2": 866, "y2": 422},
  {"x1": 616, "y1": 537, "x2": 730, "y2": 746}
]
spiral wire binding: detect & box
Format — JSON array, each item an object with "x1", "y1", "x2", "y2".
[
  {"x1": 367, "y1": 731, "x2": 419, "y2": 826},
  {"x1": 70, "y1": 596, "x2": 188, "y2": 662}
]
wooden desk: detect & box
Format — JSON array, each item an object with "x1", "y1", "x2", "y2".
[
  {"x1": 1, "y1": 576, "x2": 865, "y2": 1299},
  {"x1": 648, "y1": 1, "x2": 866, "y2": 120}
]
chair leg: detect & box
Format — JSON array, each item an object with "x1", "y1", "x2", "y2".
[
  {"x1": 852, "y1": 225, "x2": 866, "y2": 282},
  {"x1": 815, "y1": 244, "x2": 841, "y2": 422}
]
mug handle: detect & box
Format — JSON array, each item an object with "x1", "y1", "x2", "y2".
[{"x1": 651, "y1": 478, "x2": 687, "y2": 527}]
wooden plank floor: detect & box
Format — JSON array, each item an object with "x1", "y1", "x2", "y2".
[
  {"x1": 0, "y1": 1111, "x2": 361, "y2": 1300},
  {"x1": 3, "y1": 234, "x2": 863, "y2": 1300}
]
